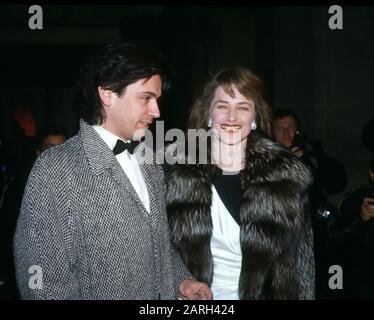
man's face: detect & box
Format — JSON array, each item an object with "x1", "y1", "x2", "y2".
[
  {"x1": 210, "y1": 86, "x2": 256, "y2": 145},
  {"x1": 273, "y1": 116, "x2": 298, "y2": 147},
  {"x1": 101, "y1": 75, "x2": 162, "y2": 141}
]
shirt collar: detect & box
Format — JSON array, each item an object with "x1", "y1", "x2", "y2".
[{"x1": 92, "y1": 125, "x2": 130, "y2": 152}]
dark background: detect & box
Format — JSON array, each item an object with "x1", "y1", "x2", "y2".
[{"x1": 0, "y1": 4, "x2": 373, "y2": 203}]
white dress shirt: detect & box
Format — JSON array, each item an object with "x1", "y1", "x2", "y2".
[
  {"x1": 93, "y1": 125, "x2": 150, "y2": 213},
  {"x1": 210, "y1": 185, "x2": 242, "y2": 300}
]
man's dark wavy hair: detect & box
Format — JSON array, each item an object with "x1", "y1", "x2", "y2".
[{"x1": 76, "y1": 43, "x2": 166, "y2": 125}]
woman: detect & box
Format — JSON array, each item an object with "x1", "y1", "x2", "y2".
[{"x1": 164, "y1": 66, "x2": 315, "y2": 300}]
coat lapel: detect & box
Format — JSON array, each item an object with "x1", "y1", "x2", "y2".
[
  {"x1": 110, "y1": 161, "x2": 150, "y2": 217},
  {"x1": 79, "y1": 120, "x2": 151, "y2": 218},
  {"x1": 135, "y1": 144, "x2": 161, "y2": 229}
]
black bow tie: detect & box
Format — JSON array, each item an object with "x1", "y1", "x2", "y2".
[{"x1": 113, "y1": 139, "x2": 139, "y2": 155}]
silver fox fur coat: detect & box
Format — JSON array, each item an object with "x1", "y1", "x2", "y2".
[{"x1": 164, "y1": 133, "x2": 315, "y2": 300}]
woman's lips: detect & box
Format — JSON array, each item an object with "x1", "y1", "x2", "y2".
[{"x1": 221, "y1": 124, "x2": 241, "y2": 132}]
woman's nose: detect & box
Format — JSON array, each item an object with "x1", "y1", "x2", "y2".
[{"x1": 228, "y1": 108, "x2": 237, "y2": 121}]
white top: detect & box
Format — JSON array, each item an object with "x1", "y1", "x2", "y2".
[
  {"x1": 93, "y1": 125, "x2": 150, "y2": 213},
  {"x1": 210, "y1": 185, "x2": 242, "y2": 300}
]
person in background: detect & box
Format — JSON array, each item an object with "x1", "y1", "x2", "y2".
[
  {"x1": 0, "y1": 106, "x2": 36, "y2": 300},
  {"x1": 36, "y1": 123, "x2": 68, "y2": 155},
  {"x1": 328, "y1": 158, "x2": 374, "y2": 299},
  {"x1": 272, "y1": 108, "x2": 347, "y2": 197},
  {"x1": 272, "y1": 108, "x2": 347, "y2": 299}
]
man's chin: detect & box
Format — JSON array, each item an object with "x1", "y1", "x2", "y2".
[{"x1": 133, "y1": 128, "x2": 148, "y2": 141}]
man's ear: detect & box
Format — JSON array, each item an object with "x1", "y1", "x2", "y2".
[{"x1": 98, "y1": 86, "x2": 113, "y2": 108}]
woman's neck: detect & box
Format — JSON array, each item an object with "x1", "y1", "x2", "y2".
[{"x1": 211, "y1": 138, "x2": 247, "y2": 172}]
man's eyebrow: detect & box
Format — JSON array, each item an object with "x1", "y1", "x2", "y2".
[{"x1": 139, "y1": 91, "x2": 158, "y2": 97}]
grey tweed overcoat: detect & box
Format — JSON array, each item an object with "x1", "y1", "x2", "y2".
[{"x1": 13, "y1": 120, "x2": 190, "y2": 300}]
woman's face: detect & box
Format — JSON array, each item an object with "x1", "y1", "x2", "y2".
[{"x1": 210, "y1": 86, "x2": 256, "y2": 145}]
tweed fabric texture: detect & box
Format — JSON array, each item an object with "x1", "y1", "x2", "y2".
[{"x1": 13, "y1": 120, "x2": 190, "y2": 300}]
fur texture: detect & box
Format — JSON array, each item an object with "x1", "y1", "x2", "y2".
[{"x1": 164, "y1": 133, "x2": 315, "y2": 300}]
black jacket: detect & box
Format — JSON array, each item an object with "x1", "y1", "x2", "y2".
[{"x1": 328, "y1": 184, "x2": 374, "y2": 299}]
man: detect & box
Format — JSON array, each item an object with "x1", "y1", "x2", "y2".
[
  {"x1": 14, "y1": 43, "x2": 211, "y2": 300},
  {"x1": 272, "y1": 108, "x2": 340, "y2": 299},
  {"x1": 272, "y1": 109, "x2": 304, "y2": 157},
  {"x1": 272, "y1": 108, "x2": 347, "y2": 195}
]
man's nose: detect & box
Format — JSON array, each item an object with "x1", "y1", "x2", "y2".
[{"x1": 149, "y1": 101, "x2": 160, "y2": 118}]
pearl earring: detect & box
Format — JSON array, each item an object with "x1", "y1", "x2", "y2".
[
  {"x1": 208, "y1": 118, "x2": 212, "y2": 127},
  {"x1": 251, "y1": 121, "x2": 257, "y2": 130}
]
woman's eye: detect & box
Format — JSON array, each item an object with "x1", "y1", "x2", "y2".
[
  {"x1": 239, "y1": 106, "x2": 249, "y2": 111},
  {"x1": 216, "y1": 105, "x2": 227, "y2": 109},
  {"x1": 143, "y1": 96, "x2": 151, "y2": 102}
]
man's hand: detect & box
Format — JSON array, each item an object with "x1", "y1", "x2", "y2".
[
  {"x1": 360, "y1": 196, "x2": 374, "y2": 221},
  {"x1": 179, "y1": 278, "x2": 213, "y2": 300}
]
